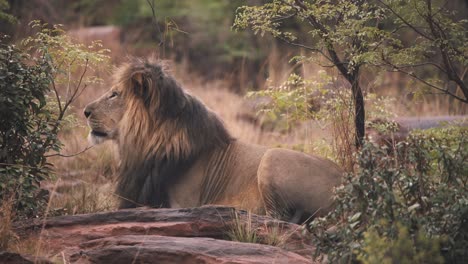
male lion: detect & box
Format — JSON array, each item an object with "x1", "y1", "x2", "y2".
[{"x1": 84, "y1": 58, "x2": 343, "y2": 223}]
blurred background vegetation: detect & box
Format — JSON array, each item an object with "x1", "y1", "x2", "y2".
[
  {"x1": 2, "y1": 0, "x2": 466, "y2": 109},
  {"x1": 2, "y1": 0, "x2": 277, "y2": 92}
]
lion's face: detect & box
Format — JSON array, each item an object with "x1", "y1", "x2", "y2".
[{"x1": 84, "y1": 87, "x2": 126, "y2": 145}]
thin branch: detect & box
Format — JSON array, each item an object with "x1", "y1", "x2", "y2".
[
  {"x1": 370, "y1": 25, "x2": 407, "y2": 52},
  {"x1": 64, "y1": 57, "x2": 77, "y2": 104},
  {"x1": 425, "y1": 0, "x2": 468, "y2": 100},
  {"x1": 45, "y1": 145, "x2": 94, "y2": 158},
  {"x1": 65, "y1": 61, "x2": 72, "y2": 103},
  {"x1": 385, "y1": 61, "x2": 467, "y2": 103},
  {"x1": 46, "y1": 60, "x2": 88, "y2": 151},
  {"x1": 291, "y1": 0, "x2": 352, "y2": 80},
  {"x1": 65, "y1": 59, "x2": 88, "y2": 110},
  {"x1": 146, "y1": 0, "x2": 164, "y2": 46},
  {"x1": 276, "y1": 35, "x2": 333, "y2": 62},
  {"x1": 376, "y1": 0, "x2": 434, "y2": 41},
  {"x1": 271, "y1": 13, "x2": 297, "y2": 23},
  {"x1": 432, "y1": 0, "x2": 448, "y2": 17},
  {"x1": 50, "y1": 77, "x2": 62, "y2": 114},
  {"x1": 388, "y1": 62, "x2": 447, "y2": 74},
  {"x1": 75, "y1": 83, "x2": 89, "y2": 100}
]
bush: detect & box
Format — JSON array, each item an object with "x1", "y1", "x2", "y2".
[
  {"x1": 358, "y1": 223, "x2": 444, "y2": 264},
  {"x1": 0, "y1": 42, "x2": 54, "y2": 218},
  {"x1": 0, "y1": 22, "x2": 109, "y2": 219},
  {"x1": 310, "y1": 126, "x2": 468, "y2": 263}
]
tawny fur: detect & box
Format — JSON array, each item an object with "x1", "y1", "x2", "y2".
[{"x1": 84, "y1": 58, "x2": 343, "y2": 223}]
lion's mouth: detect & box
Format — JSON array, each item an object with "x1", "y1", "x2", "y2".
[{"x1": 91, "y1": 130, "x2": 108, "y2": 137}]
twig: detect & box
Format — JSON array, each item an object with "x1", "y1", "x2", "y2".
[
  {"x1": 45, "y1": 145, "x2": 94, "y2": 158},
  {"x1": 146, "y1": 0, "x2": 164, "y2": 46},
  {"x1": 276, "y1": 35, "x2": 333, "y2": 62},
  {"x1": 66, "y1": 59, "x2": 88, "y2": 108},
  {"x1": 112, "y1": 193, "x2": 146, "y2": 208},
  {"x1": 380, "y1": 61, "x2": 447, "y2": 74},
  {"x1": 271, "y1": 13, "x2": 298, "y2": 23},
  {"x1": 385, "y1": 60, "x2": 467, "y2": 102},
  {"x1": 50, "y1": 78, "x2": 62, "y2": 115},
  {"x1": 376, "y1": 0, "x2": 435, "y2": 41}
]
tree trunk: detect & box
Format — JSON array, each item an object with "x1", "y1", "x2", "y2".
[{"x1": 350, "y1": 73, "x2": 365, "y2": 148}]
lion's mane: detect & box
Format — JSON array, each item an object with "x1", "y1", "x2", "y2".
[{"x1": 114, "y1": 58, "x2": 233, "y2": 208}]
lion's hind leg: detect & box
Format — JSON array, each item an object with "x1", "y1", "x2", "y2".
[
  {"x1": 257, "y1": 181, "x2": 294, "y2": 221},
  {"x1": 256, "y1": 149, "x2": 316, "y2": 224}
]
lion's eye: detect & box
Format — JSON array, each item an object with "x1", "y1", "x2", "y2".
[{"x1": 109, "y1": 91, "x2": 119, "y2": 99}]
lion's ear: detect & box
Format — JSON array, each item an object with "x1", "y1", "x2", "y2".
[
  {"x1": 133, "y1": 72, "x2": 144, "y2": 86},
  {"x1": 131, "y1": 72, "x2": 148, "y2": 98}
]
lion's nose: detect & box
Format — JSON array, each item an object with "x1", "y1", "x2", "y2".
[{"x1": 84, "y1": 109, "x2": 91, "y2": 118}]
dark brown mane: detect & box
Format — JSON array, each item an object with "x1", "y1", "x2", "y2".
[{"x1": 114, "y1": 58, "x2": 233, "y2": 208}]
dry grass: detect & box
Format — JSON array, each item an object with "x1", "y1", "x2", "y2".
[
  {"x1": 261, "y1": 222, "x2": 289, "y2": 247},
  {"x1": 226, "y1": 211, "x2": 295, "y2": 248},
  {"x1": 227, "y1": 211, "x2": 259, "y2": 244},
  {"x1": 0, "y1": 195, "x2": 18, "y2": 250}
]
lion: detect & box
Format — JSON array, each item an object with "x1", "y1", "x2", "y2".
[{"x1": 83, "y1": 58, "x2": 343, "y2": 223}]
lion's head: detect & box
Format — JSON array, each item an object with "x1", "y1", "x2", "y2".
[
  {"x1": 84, "y1": 58, "x2": 187, "y2": 146},
  {"x1": 84, "y1": 58, "x2": 233, "y2": 208},
  {"x1": 83, "y1": 80, "x2": 125, "y2": 145}
]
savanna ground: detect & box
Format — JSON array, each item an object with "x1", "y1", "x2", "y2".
[{"x1": 1, "y1": 1, "x2": 467, "y2": 263}]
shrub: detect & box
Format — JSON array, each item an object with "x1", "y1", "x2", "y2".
[
  {"x1": 0, "y1": 42, "x2": 54, "y2": 218},
  {"x1": 358, "y1": 222, "x2": 444, "y2": 264},
  {"x1": 0, "y1": 22, "x2": 109, "y2": 219},
  {"x1": 310, "y1": 126, "x2": 468, "y2": 263}
]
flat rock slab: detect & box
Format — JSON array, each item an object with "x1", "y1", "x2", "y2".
[
  {"x1": 70, "y1": 235, "x2": 310, "y2": 264},
  {"x1": 14, "y1": 206, "x2": 316, "y2": 264}
]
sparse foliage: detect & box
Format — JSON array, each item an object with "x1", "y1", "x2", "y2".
[
  {"x1": 235, "y1": 0, "x2": 468, "y2": 146},
  {"x1": 0, "y1": 0, "x2": 16, "y2": 24},
  {"x1": 247, "y1": 72, "x2": 394, "y2": 170},
  {"x1": 376, "y1": 0, "x2": 468, "y2": 103}
]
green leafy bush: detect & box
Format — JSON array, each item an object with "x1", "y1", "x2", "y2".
[
  {"x1": 358, "y1": 222, "x2": 444, "y2": 264},
  {"x1": 0, "y1": 42, "x2": 54, "y2": 218},
  {"x1": 0, "y1": 22, "x2": 109, "y2": 219},
  {"x1": 310, "y1": 126, "x2": 468, "y2": 263}
]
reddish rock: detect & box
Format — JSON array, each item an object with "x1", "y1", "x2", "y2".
[
  {"x1": 14, "y1": 206, "x2": 316, "y2": 263},
  {"x1": 70, "y1": 235, "x2": 311, "y2": 264}
]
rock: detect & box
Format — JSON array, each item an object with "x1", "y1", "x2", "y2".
[
  {"x1": 14, "y1": 206, "x2": 316, "y2": 264},
  {"x1": 0, "y1": 251, "x2": 52, "y2": 264},
  {"x1": 367, "y1": 115, "x2": 467, "y2": 146},
  {"x1": 70, "y1": 235, "x2": 311, "y2": 264}
]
